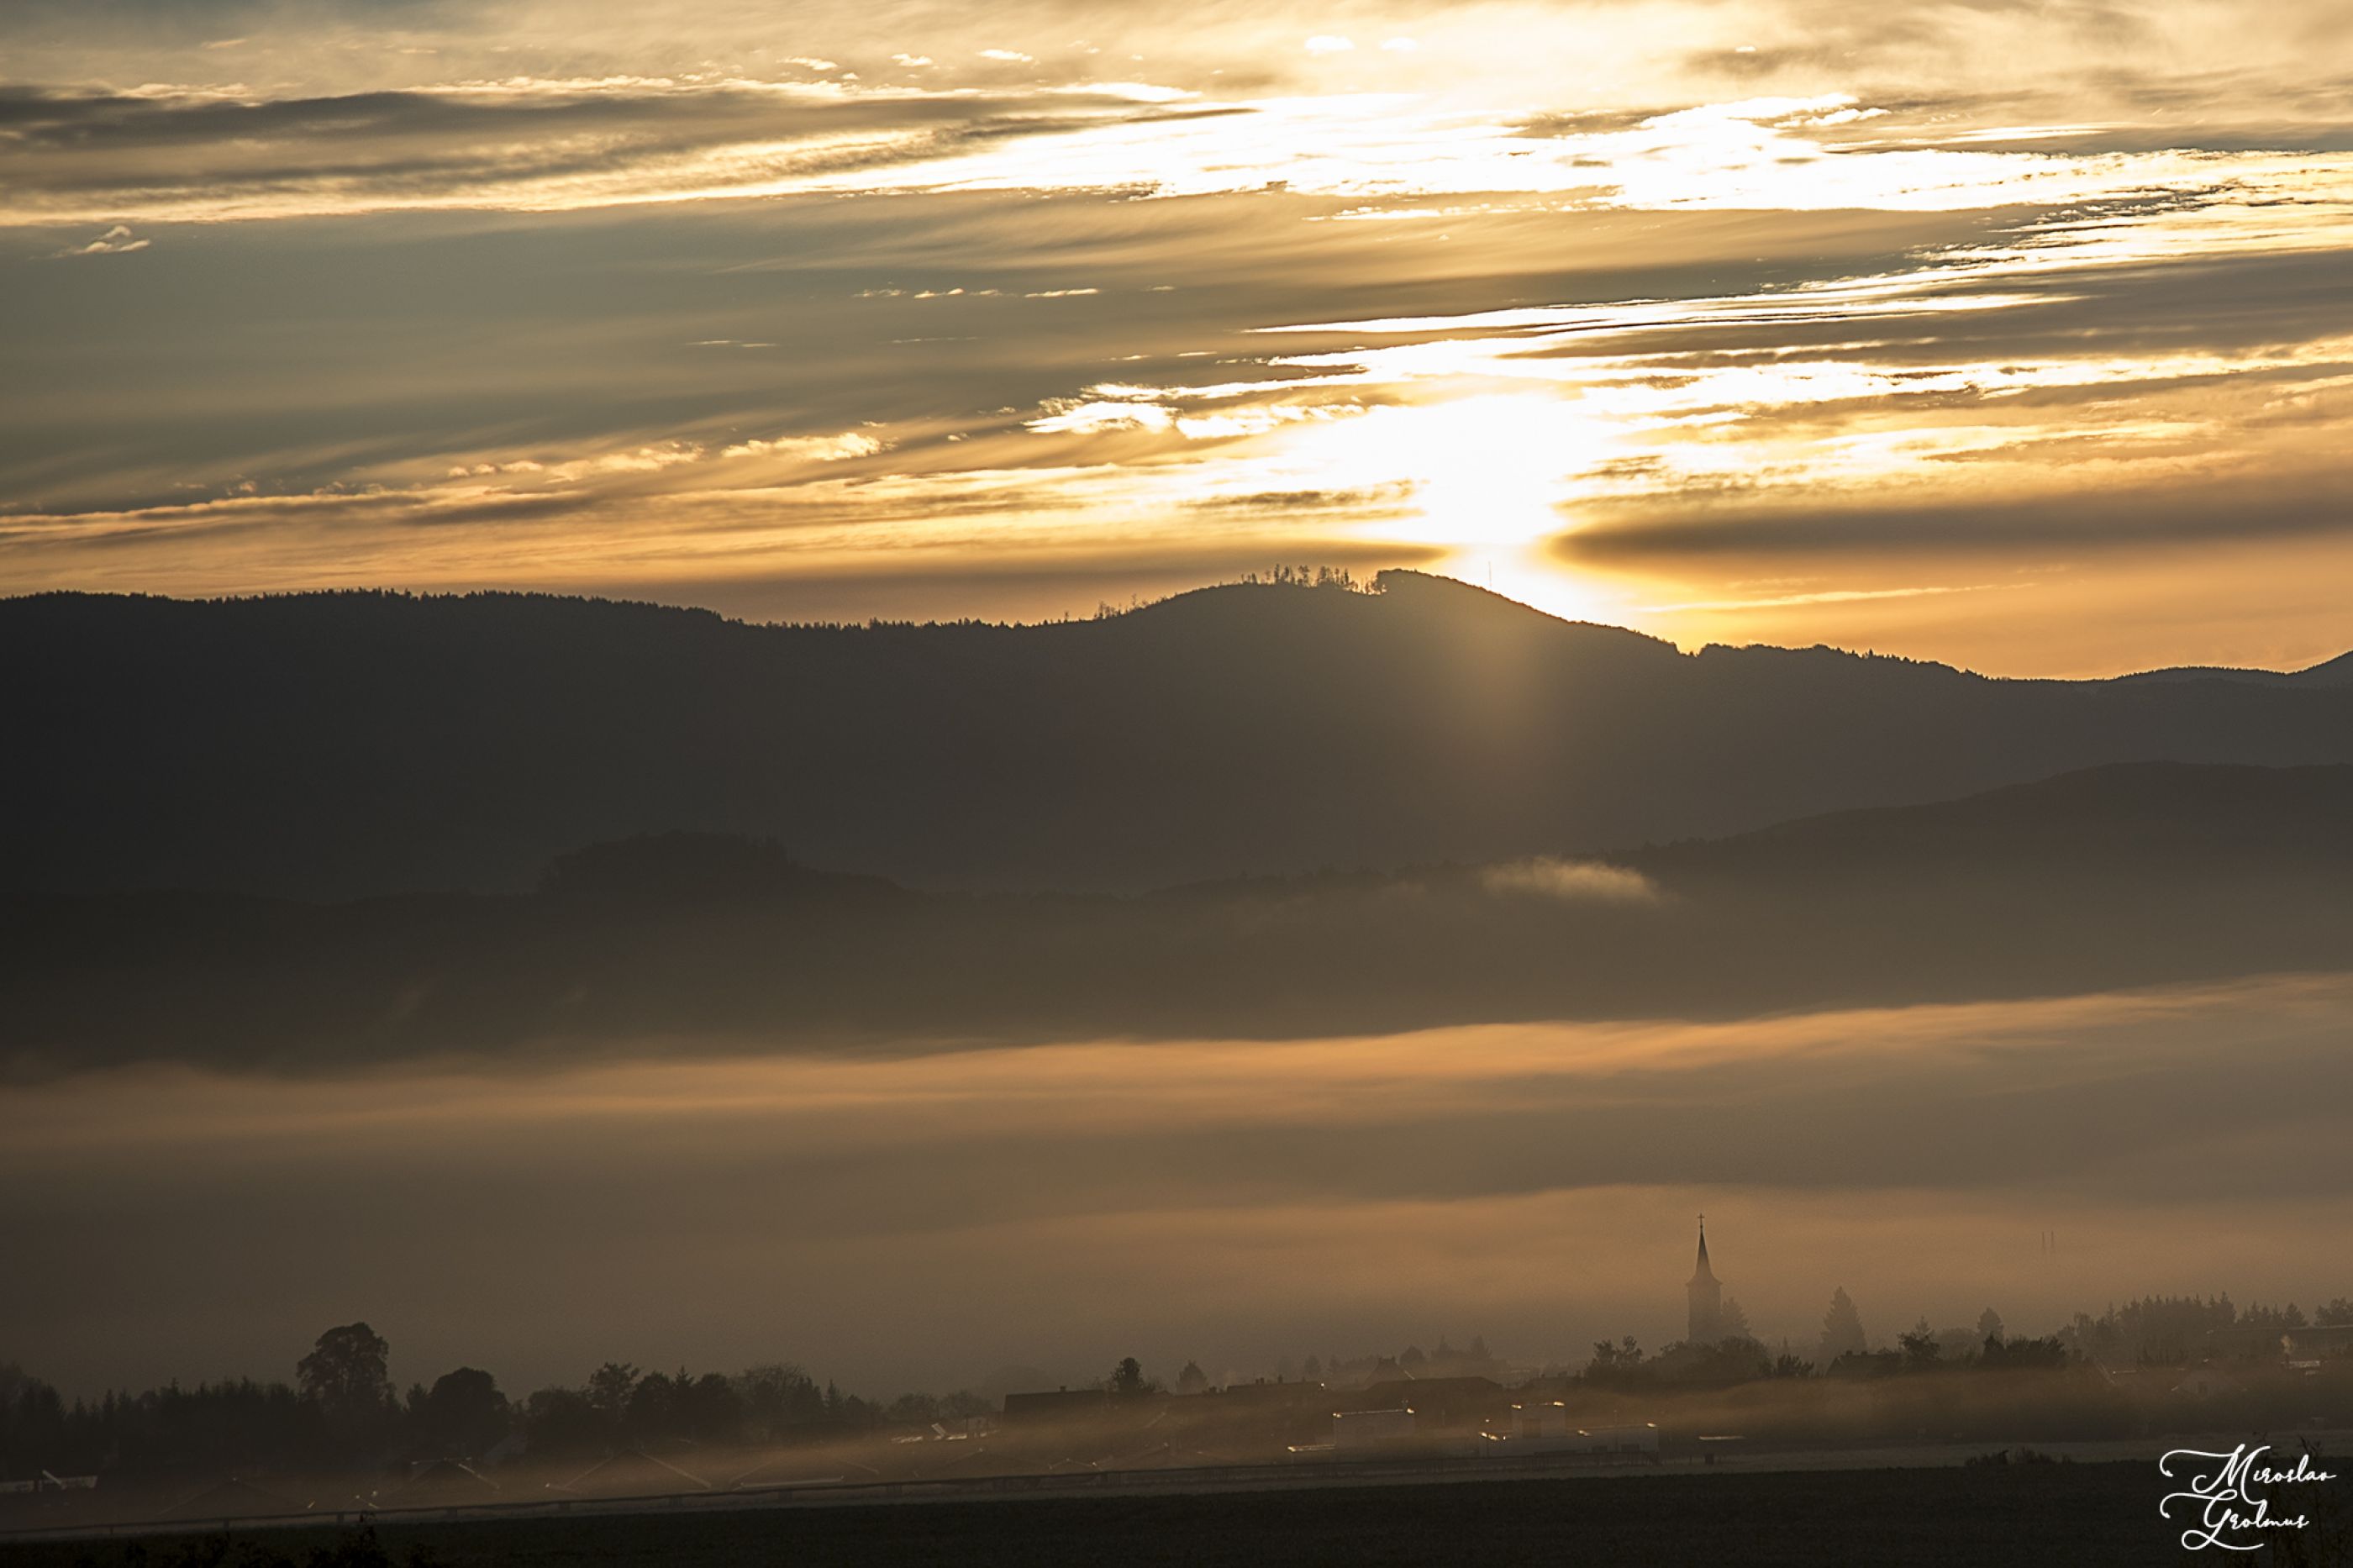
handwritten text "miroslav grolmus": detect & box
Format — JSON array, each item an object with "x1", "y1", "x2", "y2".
[{"x1": 2161, "y1": 1444, "x2": 2338, "y2": 1551}]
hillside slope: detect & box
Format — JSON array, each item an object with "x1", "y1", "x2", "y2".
[
  {"x1": 6, "y1": 761, "x2": 2350, "y2": 1074},
  {"x1": 6, "y1": 571, "x2": 2351, "y2": 897}
]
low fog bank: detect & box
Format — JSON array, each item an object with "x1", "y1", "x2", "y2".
[
  {"x1": 5, "y1": 974, "x2": 2351, "y2": 1401},
  {"x1": 6, "y1": 762, "x2": 2352, "y2": 1076},
  {"x1": 9, "y1": 1339, "x2": 2353, "y2": 1544}
]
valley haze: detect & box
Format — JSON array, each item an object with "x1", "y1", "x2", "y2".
[{"x1": 3, "y1": 574, "x2": 2350, "y2": 1418}]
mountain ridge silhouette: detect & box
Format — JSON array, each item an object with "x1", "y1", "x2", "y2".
[{"x1": 7, "y1": 570, "x2": 2351, "y2": 898}]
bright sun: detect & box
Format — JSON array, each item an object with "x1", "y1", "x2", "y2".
[{"x1": 1284, "y1": 392, "x2": 1617, "y2": 621}]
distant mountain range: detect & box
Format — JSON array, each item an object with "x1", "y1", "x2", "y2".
[
  {"x1": 5, "y1": 570, "x2": 2352, "y2": 899},
  {"x1": 7, "y1": 760, "x2": 2350, "y2": 1075},
  {"x1": 2112, "y1": 651, "x2": 2353, "y2": 687}
]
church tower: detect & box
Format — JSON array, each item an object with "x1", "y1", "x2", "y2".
[{"x1": 1687, "y1": 1217, "x2": 1723, "y2": 1344}]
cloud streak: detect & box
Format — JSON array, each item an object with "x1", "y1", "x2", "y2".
[
  {"x1": 4, "y1": 2, "x2": 2353, "y2": 671},
  {"x1": 47, "y1": 220, "x2": 146, "y2": 255},
  {"x1": 0, "y1": 78, "x2": 1232, "y2": 224}
]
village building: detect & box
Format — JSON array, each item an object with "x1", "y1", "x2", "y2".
[{"x1": 1687, "y1": 1217, "x2": 1724, "y2": 1344}]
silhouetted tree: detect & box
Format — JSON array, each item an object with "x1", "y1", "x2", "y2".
[
  {"x1": 677, "y1": 1371, "x2": 743, "y2": 1444},
  {"x1": 2058, "y1": 1294, "x2": 2245, "y2": 1365},
  {"x1": 1582, "y1": 1337, "x2": 1648, "y2": 1388},
  {"x1": 625, "y1": 1371, "x2": 681, "y2": 1441},
  {"x1": 522, "y1": 1386, "x2": 603, "y2": 1457},
  {"x1": 1819, "y1": 1288, "x2": 1867, "y2": 1363},
  {"x1": 1647, "y1": 1336, "x2": 1771, "y2": 1385},
  {"x1": 2244, "y1": 1301, "x2": 2308, "y2": 1334},
  {"x1": 297, "y1": 1323, "x2": 392, "y2": 1434},
  {"x1": 1898, "y1": 1319, "x2": 1944, "y2": 1371},
  {"x1": 586, "y1": 1361, "x2": 639, "y2": 1423},
  {"x1": 1977, "y1": 1308, "x2": 2006, "y2": 1344},
  {"x1": 418, "y1": 1367, "x2": 509, "y2": 1460},
  {"x1": 736, "y1": 1363, "x2": 824, "y2": 1439},
  {"x1": 1175, "y1": 1360, "x2": 1210, "y2": 1395},
  {"x1": 1979, "y1": 1334, "x2": 2071, "y2": 1371},
  {"x1": 1108, "y1": 1358, "x2": 1160, "y2": 1397}
]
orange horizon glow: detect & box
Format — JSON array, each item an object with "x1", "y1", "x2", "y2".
[{"x1": 4, "y1": 1, "x2": 2352, "y2": 676}]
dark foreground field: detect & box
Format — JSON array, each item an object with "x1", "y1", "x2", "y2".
[{"x1": 2, "y1": 1462, "x2": 2227, "y2": 1568}]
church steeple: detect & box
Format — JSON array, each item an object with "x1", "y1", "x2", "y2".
[{"x1": 1686, "y1": 1215, "x2": 1723, "y2": 1344}]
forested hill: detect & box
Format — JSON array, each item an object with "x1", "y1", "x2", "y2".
[
  {"x1": 7, "y1": 762, "x2": 2351, "y2": 1075},
  {"x1": 6, "y1": 570, "x2": 2351, "y2": 898}
]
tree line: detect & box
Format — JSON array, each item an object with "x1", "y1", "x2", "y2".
[
  {"x1": 10, "y1": 1292, "x2": 2348, "y2": 1480},
  {"x1": 0, "y1": 1324, "x2": 988, "y2": 1481},
  {"x1": 1577, "y1": 1289, "x2": 2353, "y2": 1388}
]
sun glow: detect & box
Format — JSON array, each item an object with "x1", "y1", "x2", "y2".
[
  {"x1": 1266, "y1": 393, "x2": 1618, "y2": 618},
  {"x1": 12, "y1": 0, "x2": 2353, "y2": 668}
]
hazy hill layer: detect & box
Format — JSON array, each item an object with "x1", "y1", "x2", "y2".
[
  {"x1": 2111, "y1": 650, "x2": 2353, "y2": 687},
  {"x1": 6, "y1": 762, "x2": 2350, "y2": 1075},
  {"x1": 1633, "y1": 759, "x2": 2353, "y2": 883},
  {"x1": 6, "y1": 571, "x2": 2352, "y2": 898}
]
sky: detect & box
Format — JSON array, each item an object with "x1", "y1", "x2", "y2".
[
  {"x1": 8, "y1": 971, "x2": 2352, "y2": 1399},
  {"x1": 4, "y1": 0, "x2": 2352, "y2": 675}
]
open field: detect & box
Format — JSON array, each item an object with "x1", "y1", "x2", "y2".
[{"x1": 0, "y1": 1459, "x2": 2228, "y2": 1567}]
